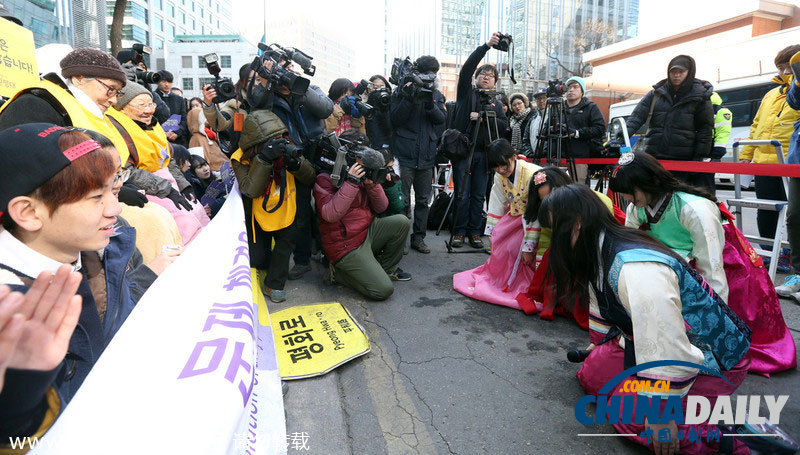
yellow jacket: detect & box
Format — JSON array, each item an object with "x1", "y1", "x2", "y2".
[{"x1": 740, "y1": 75, "x2": 800, "y2": 163}]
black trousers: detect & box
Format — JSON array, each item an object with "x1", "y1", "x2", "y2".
[
  {"x1": 243, "y1": 196, "x2": 297, "y2": 290},
  {"x1": 754, "y1": 175, "x2": 787, "y2": 245}
]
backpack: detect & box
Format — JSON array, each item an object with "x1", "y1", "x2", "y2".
[
  {"x1": 427, "y1": 191, "x2": 454, "y2": 230},
  {"x1": 437, "y1": 128, "x2": 470, "y2": 161}
]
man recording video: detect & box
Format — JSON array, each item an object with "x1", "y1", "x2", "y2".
[
  {"x1": 390, "y1": 55, "x2": 446, "y2": 254},
  {"x1": 451, "y1": 32, "x2": 508, "y2": 249}
]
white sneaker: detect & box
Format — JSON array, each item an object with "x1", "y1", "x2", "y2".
[{"x1": 775, "y1": 274, "x2": 800, "y2": 297}]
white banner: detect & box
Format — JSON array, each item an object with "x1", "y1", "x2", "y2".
[{"x1": 30, "y1": 186, "x2": 286, "y2": 455}]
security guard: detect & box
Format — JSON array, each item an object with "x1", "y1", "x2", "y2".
[{"x1": 710, "y1": 91, "x2": 732, "y2": 159}]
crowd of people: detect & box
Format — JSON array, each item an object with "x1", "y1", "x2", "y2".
[{"x1": 0, "y1": 8, "x2": 798, "y2": 451}]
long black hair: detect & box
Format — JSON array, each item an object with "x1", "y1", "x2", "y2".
[
  {"x1": 523, "y1": 166, "x2": 572, "y2": 223},
  {"x1": 540, "y1": 184, "x2": 686, "y2": 306},
  {"x1": 609, "y1": 151, "x2": 716, "y2": 203},
  {"x1": 486, "y1": 138, "x2": 515, "y2": 169}
]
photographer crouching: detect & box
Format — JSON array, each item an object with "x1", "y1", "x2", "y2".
[
  {"x1": 390, "y1": 56, "x2": 446, "y2": 254},
  {"x1": 314, "y1": 139, "x2": 411, "y2": 300},
  {"x1": 451, "y1": 32, "x2": 509, "y2": 249}
]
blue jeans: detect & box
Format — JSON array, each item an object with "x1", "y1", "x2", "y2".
[{"x1": 451, "y1": 151, "x2": 488, "y2": 236}]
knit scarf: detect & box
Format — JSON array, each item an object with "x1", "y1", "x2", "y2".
[{"x1": 510, "y1": 108, "x2": 531, "y2": 152}]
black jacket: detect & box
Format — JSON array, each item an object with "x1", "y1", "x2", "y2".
[
  {"x1": 155, "y1": 89, "x2": 189, "y2": 146},
  {"x1": 626, "y1": 79, "x2": 714, "y2": 161},
  {"x1": 565, "y1": 97, "x2": 606, "y2": 158},
  {"x1": 389, "y1": 88, "x2": 446, "y2": 169},
  {"x1": 453, "y1": 44, "x2": 508, "y2": 151}
]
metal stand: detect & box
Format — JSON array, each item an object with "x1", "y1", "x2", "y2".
[
  {"x1": 442, "y1": 108, "x2": 500, "y2": 253},
  {"x1": 533, "y1": 96, "x2": 578, "y2": 182}
]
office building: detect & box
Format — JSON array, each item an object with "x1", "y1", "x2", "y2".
[{"x1": 6, "y1": 0, "x2": 106, "y2": 50}]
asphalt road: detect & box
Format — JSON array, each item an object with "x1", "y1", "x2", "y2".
[{"x1": 270, "y1": 187, "x2": 800, "y2": 455}]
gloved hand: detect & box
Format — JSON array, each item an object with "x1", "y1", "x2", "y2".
[
  {"x1": 400, "y1": 83, "x2": 415, "y2": 100},
  {"x1": 118, "y1": 183, "x2": 147, "y2": 207},
  {"x1": 339, "y1": 97, "x2": 352, "y2": 116},
  {"x1": 347, "y1": 97, "x2": 362, "y2": 119},
  {"x1": 284, "y1": 143, "x2": 302, "y2": 171},
  {"x1": 181, "y1": 186, "x2": 196, "y2": 202},
  {"x1": 259, "y1": 137, "x2": 288, "y2": 163},
  {"x1": 121, "y1": 63, "x2": 138, "y2": 83},
  {"x1": 166, "y1": 188, "x2": 192, "y2": 211}
]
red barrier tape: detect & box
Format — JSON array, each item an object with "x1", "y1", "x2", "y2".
[{"x1": 538, "y1": 158, "x2": 800, "y2": 178}]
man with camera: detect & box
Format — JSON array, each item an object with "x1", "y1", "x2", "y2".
[
  {"x1": 314, "y1": 144, "x2": 411, "y2": 300},
  {"x1": 451, "y1": 32, "x2": 509, "y2": 249},
  {"x1": 563, "y1": 76, "x2": 605, "y2": 185},
  {"x1": 155, "y1": 70, "x2": 189, "y2": 147},
  {"x1": 115, "y1": 46, "x2": 172, "y2": 125},
  {"x1": 364, "y1": 75, "x2": 393, "y2": 149},
  {"x1": 390, "y1": 56, "x2": 446, "y2": 254}
]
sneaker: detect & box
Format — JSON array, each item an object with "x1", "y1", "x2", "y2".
[
  {"x1": 789, "y1": 290, "x2": 800, "y2": 304},
  {"x1": 776, "y1": 274, "x2": 800, "y2": 297},
  {"x1": 265, "y1": 288, "x2": 286, "y2": 303},
  {"x1": 450, "y1": 235, "x2": 465, "y2": 248},
  {"x1": 410, "y1": 238, "x2": 431, "y2": 254},
  {"x1": 468, "y1": 235, "x2": 484, "y2": 249},
  {"x1": 389, "y1": 267, "x2": 412, "y2": 281},
  {"x1": 288, "y1": 263, "x2": 311, "y2": 280}
]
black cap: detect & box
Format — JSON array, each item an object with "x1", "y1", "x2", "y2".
[{"x1": 0, "y1": 124, "x2": 101, "y2": 216}]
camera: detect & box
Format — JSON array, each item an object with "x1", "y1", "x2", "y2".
[
  {"x1": 492, "y1": 33, "x2": 513, "y2": 52},
  {"x1": 203, "y1": 53, "x2": 236, "y2": 104},
  {"x1": 476, "y1": 88, "x2": 499, "y2": 107},
  {"x1": 130, "y1": 43, "x2": 161, "y2": 84},
  {"x1": 317, "y1": 133, "x2": 389, "y2": 187},
  {"x1": 252, "y1": 43, "x2": 315, "y2": 96},
  {"x1": 368, "y1": 87, "x2": 391, "y2": 109},
  {"x1": 546, "y1": 79, "x2": 567, "y2": 98},
  {"x1": 389, "y1": 57, "x2": 436, "y2": 104}
]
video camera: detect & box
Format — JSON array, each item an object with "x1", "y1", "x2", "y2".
[
  {"x1": 251, "y1": 43, "x2": 315, "y2": 96},
  {"x1": 129, "y1": 43, "x2": 161, "y2": 84},
  {"x1": 202, "y1": 53, "x2": 236, "y2": 104},
  {"x1": 476, "y1": 88, "x2": 500, "y2": 108},
  {"x1": 546, "y1": 79, "x2": 568, "y2": 98},
  {"x1": 317, "y1": 133, "x2": 390, "y2": 187},
  {"x1": 389, "y1": 57, "x2": 436, "y2": 104}
]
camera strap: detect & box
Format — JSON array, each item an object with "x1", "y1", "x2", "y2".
[
  {"x1": 330, "y1": 147, "x2": 348, "y2": 187},
  {"x1": 509, "y1": 41, "x2": 517, "y2": 84},
  {"x1": 261, "y1": 159, "x2": 287, "y2": 213}
]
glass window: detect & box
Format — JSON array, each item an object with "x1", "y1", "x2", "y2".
[
  {"x1": 221, "y1": 55, "x2": 231, "y2": 68},
  {"x1": 168, "y1": 2, "x2": 175, "y2": 16},
  {"x1": 154, "y1": 0, "x2": 162, "y2": 8},
  {"x1": 200, "y1": 9, "x2": 203, "y2": 18},
  {"x1": 131, "y1": 2, "x2": 148, "y2": 23},
  {"x1": 182, "y1": 78, "x2": 193, "y2": 91},
  {"x1": 30, "y1": 18, "x2": 48, "y2": 36},
  {"x1": 182, "y1": 55, "x2": 192, "y2": 68},
  {"x1": 192, "y1": 19, "x2": 195, "y2": 29},
  {"x1": 167, "y1": 23, "x2": 175, "y2": 38},
  {"x1": 154, "y1": 37, "x2": 164, "y2": 49},
  {"x1": 197, "y1": 56, "x2": 205, "y2": 68},
  {"x1": 154, "y1": 15, "x2": 163, "y2": 31},
  {"x1": 199, "y1": 77, "x2": 215, "y2": 88},
  {"x1": 180, "y1": 11, "x2": 185, "y2": 24}
]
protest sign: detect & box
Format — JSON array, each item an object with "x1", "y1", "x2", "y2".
[{"x1": 0, "y1": 19, "x2": 38, "y2": 98}]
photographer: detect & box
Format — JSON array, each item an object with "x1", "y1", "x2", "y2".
[
  {"x1": 364, "y1": 75, "x2": 393, "y2": 149},
  {"x1": 390, "y1": 55, "x2": 446, "y2": 254},
  {"x1": 115, "y1": 48, "x2": 171, "y2": 124},
  {"x1": 563, "y1": 76, "x2": 606, "y2": 185},
  {"x1": 451, "y1": 32, "x2": 509, "y2": 249},
  {"x1": 155, "y1": 70, "x2": 189, "y2": 147},
  {"x1": 202, "y1": 63, "x2": 252, "y2": 151},
  {"x1": 521, "y1": 88, "x2": 547, "y2": 158},
  {"x1": 325, "y1": 78, "x2": 366, "y2": 135},
  {"x1": 314, "y1": 145, "x2": 411, "y2": 300}
]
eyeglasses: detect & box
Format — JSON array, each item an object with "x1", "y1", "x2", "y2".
[
  {"x1": 91, "y1": 78, "x2": 125, "y2": 98},
  {"x1": 477, "y1": 72, "x2": 495, "y2": 79},
  {"x1": 113, "y1": 168, "x2": 131, "y2": 186},
  {"x1": 129, "y1": 102, "x2": 157, "y2": 110}
]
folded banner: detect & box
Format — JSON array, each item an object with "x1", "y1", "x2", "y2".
[
  {"x1": 31, "y1": 186, "x2": 286, "y2": 455},
  {"x1": 272, "y1": 303, "x2": 370, "y2": 380}
]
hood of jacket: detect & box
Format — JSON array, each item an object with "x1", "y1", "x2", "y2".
[{"x1": 654, "y1": 78, "x2": 713, "y2": 104}]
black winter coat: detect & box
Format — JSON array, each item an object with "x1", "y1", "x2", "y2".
[
  {"x1": 565, "y1": 98, "x2": 606, "y2": 158},
  {"x1": 626, "y1": 79, "x2": 714, "y2": 160},
  {"x1": 389, "y1": 88, "x2": 446, "y2": 169},
  {"x1": 365, "y1": 108, "x2": 392, "y2": 149},
  {"x1": 453, "y1": 44, "x2": 508, "y2": 151}
]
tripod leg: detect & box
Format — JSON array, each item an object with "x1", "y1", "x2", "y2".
[{"x1": 447, "y1": 120, "x2": 482, "y2": 248}]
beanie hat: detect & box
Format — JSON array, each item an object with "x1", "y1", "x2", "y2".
[
  {"x1": 565, "y1": 76, "x2": 586, "y2": 95},
  {"x1": 157, "y1": 70, "x2": 174, "y2": 83},
  {"x1": 60, "y1": 48, "x2": 127, "y2": 86},
  {"x1": 240, "y1": 110, "x2": 288, "y2": 150},
  {"x1": 0, "y1": 124, "x2": 101, "y2": 217},
  {"x1": 115, "y1": 82, "x2": 152, "y2": 110},
  {"x1": 710, "y1": 92, "x2": 722, "y2": 106}
]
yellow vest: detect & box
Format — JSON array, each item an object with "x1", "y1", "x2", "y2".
[
  {"x1": 231, "y1": 148, "x2": 297, "y2": 232},
  {"x1": 0, "y1": 80, "x2": 131, "y2": 164},
  {"x1": 107, "y1": 108, "x2": 171, "y2": 171}
]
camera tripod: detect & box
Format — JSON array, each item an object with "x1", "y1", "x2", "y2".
[
  {"x1": 533, "y1": 96, "x2": 578, "y2": 183},
  {"x1": 441, "y1": 107, "x2": 501, "y2": 254}
]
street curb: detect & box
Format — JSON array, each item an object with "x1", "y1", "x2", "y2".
[{"x1": 284, "y1": 371, "x2": 351, "y2": 455}]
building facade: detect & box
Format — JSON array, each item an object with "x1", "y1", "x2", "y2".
[
  {"x1": 163, "y1": 34, "x2": 254, "y2": 100},
  {"x1": 6, "y1": 0, "x2": 107, "y2": 49}
]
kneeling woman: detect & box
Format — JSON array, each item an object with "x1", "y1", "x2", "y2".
[
  {"x1": 453, "y1": 139, "x2": 541, "y2": 310},
  {"x1": 610, "y1": 151, "x2": 796, "y2": 375},
  {"x1": 541, "y1": 184, "x2": 752, "y2": 455}
]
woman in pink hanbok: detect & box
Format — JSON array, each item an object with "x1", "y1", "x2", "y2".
[
  {"x1": 453, "y1": 139, "x2": 540, "y2": 311},
  {"x1": 609, "y1": 151, "x2": 796, "y2": 375}
]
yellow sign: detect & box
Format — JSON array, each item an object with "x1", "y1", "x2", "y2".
[
  {"x1": 271, "y1": 302, "x2": 370, "y2": 380},
  {"x1": 0, "y1": 19, "x2": 38, "y2": 98}
]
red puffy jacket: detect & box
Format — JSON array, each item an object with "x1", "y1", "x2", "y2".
[{"x1": 314, "y1": 173, "x2": 389, "y2": 264}]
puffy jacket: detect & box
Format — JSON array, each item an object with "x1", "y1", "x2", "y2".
[
  {"x1": 390, "y1": 88, "x2": 446, "y2": 169},
  {"x1": 314, "y1": 173, "x2": 388, "y2": 263},
  {"x1": 740, "y1": 75, "x2": 800, "y2": 163},
  {"x1": 626, "y1": 79, "x2": 714, "y2": 160},
  {"x1": 565, "y1": 97, "x2": 606, "y2": 158},
  {"x1": 786, "y1": 80, "x2": 800, "y2": 164}
]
